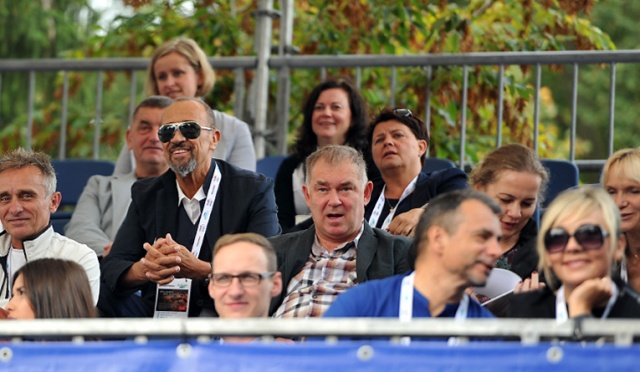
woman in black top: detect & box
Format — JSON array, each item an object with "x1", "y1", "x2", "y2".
[
  {"x1": 507, "y1": 187, "x2": 640, "y2": 320},
  {"x1": 470, "y1": 144, "x2": 549, "y2": 282},
  {"x1": 365, "y1": 108, "x2": 467, "y2": 236},
  {"x1": 274, "y1": 78, "x2": 378, "y2": 232}
]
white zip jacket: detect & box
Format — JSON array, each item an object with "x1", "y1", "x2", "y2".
[{"x1": 0, "y1": 226, "x2": 100, "y2": 308}]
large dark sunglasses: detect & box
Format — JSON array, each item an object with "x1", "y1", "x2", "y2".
[
  {"x1": 393, "y1": 108, "x2": 413, "y2": 118},
  {"x1": 158, "y1": 121, "x2": 214, "y2": 143},
  {"x1": 544, "y1": 224, "x2": 609, "y2": 253}
]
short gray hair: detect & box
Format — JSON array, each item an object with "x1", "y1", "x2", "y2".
[
  {"x1": 305, "y1": 145, "x2": 367, "y2": 187},
  {"x1": 0, "y1": 148, "x2": 56, "y2": 197}
]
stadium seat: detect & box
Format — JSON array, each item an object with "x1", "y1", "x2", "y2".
[
  {"x1": 50, "y1": 159, "x2": 115, "y2": 235},
  {"x1": 540, "y1": 159, "x2": 580, "y2": 208},
  {"x1": 422, "y1": 157, "x2": 456, "y2": 174},
  {"x1": 256, "y1": 154, "x2": 287, "y2": 180}
]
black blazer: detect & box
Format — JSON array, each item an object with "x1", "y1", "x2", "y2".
[
  {"x1": 364, "y1": 168, "x2": 468, "y2": 227},
  {"x1": 267, "y1": 222, "x2": 411, "y2": 315},
  {"x1": 506, "y1": 279, "x2": 640, "y2": 319},
  {"x1": 101, "y1": 159, "x2": 281, "y2": 316}
]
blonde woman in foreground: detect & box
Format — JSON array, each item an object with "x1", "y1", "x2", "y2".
[{"x1": 506, "y1": 187, "x2": 640, "y2": 320}]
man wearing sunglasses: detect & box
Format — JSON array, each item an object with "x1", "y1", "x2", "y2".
[
  {"x1": 324, "y1": 189, "x2": 501, "y2": 325},
  {"x1": 101, "y1": 97, "x2": 281, "y2": 318},
  {"x1": 208, "y1": 233, "x2": 283, "y2": 342}
]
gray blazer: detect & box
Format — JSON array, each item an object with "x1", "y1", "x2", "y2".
[
  {"x1": 65, "y1": 172, "x2": 137, "y2": 255},
  {"x1": 114, "y1": 110, "x2": 256, "y2": 174},
  {"x1": 268, "y1": 223, "x2": 412, "y2": 315}
]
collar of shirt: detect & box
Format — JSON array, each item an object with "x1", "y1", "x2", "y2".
[
  {"x1": 311, "y1": 222, "x2": 365, "y2": 256},
  {"x1": 175, "y1": 179, "x2": 207, "y2": 224}
]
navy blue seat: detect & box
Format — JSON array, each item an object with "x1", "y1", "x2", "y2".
[
  {"x1": 422, "y1": 157, "x2": 456, "y2": 174},
  {"x1": 256, "y1": 154, "x2": 287, "y2": 180},
  {"x1": 50, "y1": 159, "x2": 115, "y2": 234},
  {"x1": 540, "y1": 159, "x2": 580, "y2": 208}
]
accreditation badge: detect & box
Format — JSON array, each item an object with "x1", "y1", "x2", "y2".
[{"x1": 153, "y1": 278, "x2": 192, "y2": 319}]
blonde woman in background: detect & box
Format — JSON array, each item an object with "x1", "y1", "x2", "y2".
[
  {"x1": 601, "y1": 147, "x2": 640, "y2": 292},
  {"x1": 115, "y1": 37, "x2": 255, "y2": 174}
]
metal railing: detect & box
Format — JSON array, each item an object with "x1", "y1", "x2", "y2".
[
  {"x1": 2, "y1": 50, "x2": 640, "y2": 172},
  {"x1": 1, "y1": 318, "x2": 639, "y2": 346}
]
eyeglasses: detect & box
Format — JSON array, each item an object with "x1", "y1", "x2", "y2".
[
  {"x1": 157, "y1": 121, "x2": 214, "y2": 143},
  {"x1": 544, "y1": 224, "x2": 609, "y2": 253},
  {"x1": 393, "y1": 108, "x2": 413, "y2": 118},
  {"x1": 209, "y1": 272, "x2": 276, "y2": 287}
]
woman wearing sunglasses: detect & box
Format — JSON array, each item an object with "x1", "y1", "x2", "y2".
[
  {"x1": 365, "y1": 108, "x2": 467, "y2": 236},
  {"x1": 601, "y1": 148, "x2": 640, "y2": 293},
  {"x1": 506, "y1": 187, "x2": 640, "y2": 320},
  {"x1": 114, "y1": 37, "x2": 255, "y2": 174}
]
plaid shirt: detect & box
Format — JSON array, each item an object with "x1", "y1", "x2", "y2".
[{"x1": 273, "y1": 227, "x2": 363, "y2": 318}]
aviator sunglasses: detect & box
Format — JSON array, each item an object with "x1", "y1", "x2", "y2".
[
  {"x1": 544, "y1": 223, "x2": 609, "y2": 253},
  {"x1": 158, "y1": 121, "x2": 214, "y2": 143}
]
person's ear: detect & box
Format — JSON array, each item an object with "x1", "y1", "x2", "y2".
[
  {"x1": 208, "y1": 276, "x2": 215, "y2": 300},
  {"x1": 49, "y1": 191, "x2": 62, "y2": 214},
  {"x1": 427, "y1": 225, "x2": 447, "y2": 256},
  {"x1": 270, "y1": 272, "x2": 283, "y2": 298},
  {"x1": 126, "y1": 127, "x2": 133, "y2": 150},
  {"x1": 417, "y1": 139, "x2": 428, "y2": 158},
  {"x1": 303, "y1": 184, "x2": 311, "y2": 206},
  {"x1": 363, "y1": 181, "x2": 373, "y2": 206},
  {"x1": 208, "y1": 129, "x2": 221, "y2": 152}
]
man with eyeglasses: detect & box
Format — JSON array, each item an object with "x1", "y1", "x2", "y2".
[
  {"x1": 101, "y1": 97, "x2": 280, "y2": 318},
  {"x1": 208, "y1": 233, "x2": 282, "y2": 342},
  {"x1": 324, "y1": 189, "x2": 500, "y2": 326},
  {"x1": 66, "y1": 96, "x2": 172, "y2": 258}
]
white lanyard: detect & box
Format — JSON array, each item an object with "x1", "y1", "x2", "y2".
[
  {"x1": 190, "y1": 165, "x2": 221, "y2": 259},
  {"x1": 398, "y1": 271, "x2": 469, "y2": 345},
  {"x1": 153, "y1": 165, "x2": 221, "y2": 319},
  {"x1": 555, "y1": 283, "x2": 618, "y2": 323},
  {"x1": 368, "y1": 176, "x2": 418, "y2": 229}
]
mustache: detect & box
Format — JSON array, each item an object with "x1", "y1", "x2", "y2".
[{"x1": 169, "y1": 142, "x2": 191, "y2": 152}]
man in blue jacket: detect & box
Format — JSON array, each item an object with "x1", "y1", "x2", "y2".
[{"x1": 324, "y1": 189, "x2": 502, "y2": 320}]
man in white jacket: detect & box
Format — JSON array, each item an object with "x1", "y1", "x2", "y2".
[{"x1": 0, "y1": 148, "x2": 100, "y2": 308}]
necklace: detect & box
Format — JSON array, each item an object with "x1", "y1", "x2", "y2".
[
  {"x1": 626, "y1": 245, "x2": 640, "y2": 261},
  {"x1": 385, "y1": 198, "x2": 399, "y2": 212}
]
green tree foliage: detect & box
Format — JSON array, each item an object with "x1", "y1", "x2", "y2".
[
  {"x1": 0, "y1": 0, "x2": 99, "y2": 154},
  {"x1": 1, "y1": 0, "x2": 616, "y2": 164},
  {"x1": 544, "y1": 0, "x2": 640, "y2": 162}
]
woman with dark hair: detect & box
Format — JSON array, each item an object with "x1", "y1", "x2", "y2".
[
  {"x1": 275, "y1": 78, "x2": 377, "y2": 232},
  {"x1": 365, "y1": 108, "x2": 467, "y2": 236},
  {"x1": 6, "y1": 258, "x2": 97, "y2": 319}
]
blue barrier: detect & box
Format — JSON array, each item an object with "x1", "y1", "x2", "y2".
[{"x1": 0, "y1": 340, "x2": 638, "y2": 371}]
